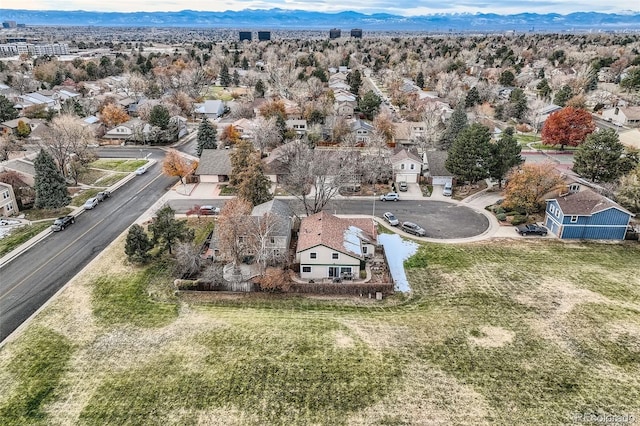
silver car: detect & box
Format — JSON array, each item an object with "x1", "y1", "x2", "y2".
[
  {"x1": 383, "y1": 212, "x2": 399, "y2": 226},
  {"x1": 401, "y1": 221, "x2": 427, "y2": 237},
  {"x1": 83, "y1": 197, "x2": 99, "y2": 210}
]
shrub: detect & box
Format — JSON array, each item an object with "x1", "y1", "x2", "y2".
[
  {"x1": 511, "y1": 215, "x2": 527, "y2": 226},
  {"x1": 496, "y1": 207, "x2": 505, "y2": 214},
  {"x1": 496, "y1": 213, "x2": 507, "y2": 221},
  {"x1": 360, "y1": 269, "x2": 367, "y2": 279}
]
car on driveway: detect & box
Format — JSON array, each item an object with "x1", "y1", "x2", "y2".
[
  {"x1": 398, "y1": 181, "x2": 408, "y2": 192},
  {"x1": 442, "y1": 183, "x2": 453, "y2": 196},
  {"x1": 401, "y1": 221, "x2": 427, "y2": 237},
  {"x1": 383, "y1": 212, "x2": 399, "y2": 226},
  {"x1": 380, "y1": 192, "x2": 400, "y2": 202},
  {"x1": 516, "y1": 224, "x2": 548, "y2": 236},
  {"x1": 199, "y1": 205, "x2": 220, "y2": 216},
  {"x1": 83, "y1": 197, "x2": 99, "y2": 210},
  {"x1": 96, "y1": 190, "x2": 111, "y2": 201}
]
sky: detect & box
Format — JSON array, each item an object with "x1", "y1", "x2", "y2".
[{"x1": 2, "y1": 1, "x2": 637, "y2": 16}]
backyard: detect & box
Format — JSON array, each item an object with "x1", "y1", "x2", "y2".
[{"x1": 0, "y1": 235, "x2": 638, "y2": 425}]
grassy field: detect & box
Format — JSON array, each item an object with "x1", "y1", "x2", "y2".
[
  {"x1": 0, "y1": 235, "x2": 639, "y2": 425},
  {"x1": 22, "y1": 207, "x2": 73, "y2": 221},
  {"x1": 94, "y1": 173, "x2": 127, "y2": 187},
  {"x1": 0, "y1": 221, "x2": 52, "y2": 257},
  {"x1": 89, "y1": 159, "x2": 148, "y2": 172}
]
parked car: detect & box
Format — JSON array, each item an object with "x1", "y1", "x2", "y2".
[
  {"x1": 383, "y1": 212, "x2": 399, "y2": 226},
  {"x1": 135, "y1": 166, "x2": 148, "y2": 175},
  {"x1": 401, "y1": 221, "x2": 427, "y2": 237},
  {"x1": 199, "y1": 205, "x2": 220, "y2": 216},
  {"x1": 398, "y1": 181, "x2": 408, "y2": 192},
  {"x1": 380, "y1": 192, "x2": 400, "y2": 202},
  {"x1": 83, "y1": 197, "x2": 99, "y2": 210},
  {"x1": 51, "y1": 215, "x2": 75, "y2": 231},
  {"x1": 96, "y1": 190, "x2": 111, "y2": 201},
  {"x1": 442, "y1": 183, "x2": 453, "y2": 196},
  {"x1": 516, "y1": 224, "x2": 548, "y2": 236}
]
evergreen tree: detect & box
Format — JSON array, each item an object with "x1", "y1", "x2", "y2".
[
  {"x1": 34, "y1": 149, "x2": 70, "y2": 209},
  {"x1": 573, "y1": 128, "x2": 638, "y2": 182},
  {"x1": 219, "y1": 64, "x2": 232, "y2": 87},
  {"x1": 148, "y1": 206, "x2": 194, "y2": 254},
  {"x1": 196, "y1": 119, "x2": 218, "y2": 156},
  {"x1": 489, "y1": 127, "x2": 523, "y2": 188},
  {"x1": 149, "y1": 104, "x2": 170, "y2": 130},
  {"x1": 553, "y1": 85, "x2": 574, "y2": 107},
  {"x1": 508, "y1": 88, "x2": 528, "y2": 120},
  {"x1": 347, "y1": 69, "x2": 362, "y2": 95},
  {"x1": 465, "y1": 87, "x2": 481, "y2": 108},
  {"x1": 0, "y1": 95, "x2": 18, "y2": 122},
  {"x1": 237, "y1": 160, "x2": 273, "y2": 206},
  {"x1": 232, "y1": 69, "x2": 240, "y2": 86},
  {"x1": 416, "y1": 71, "x2": 425, "y2": 89},
  {"x1": 445, "y1": 123, "x2": 492, "y2": 184},
  {"x1": 536, "y1": 78, "x2": 552, "y2": 99},
  {"x1": 438, "y1": 103, "x2": 468, "y2": 150},
  {"x1": 499, "y1": 70, "x2": 515, "y2": 86},
  {"x1": 241, "y1": 57, "x2": 249, "y2": 70},
  {"x1": 255, "y1": 79, "x2": 265, "y2": 97},
  {"x1": 357, "y1": 90, "x2": 381, "y2": 120},
  {"x1": 125, "y1": 224, "x2": 153, "y2": 264},
  {"x1": 229, "y1": 139, "x2": 255, "y2": 187}
]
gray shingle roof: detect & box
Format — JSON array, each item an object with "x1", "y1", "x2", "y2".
[
  {"x1": 194, "y1": 149, "x2": 232, "y2": 176},
  {"x1": 425, "y1": 150, "x2": 452, "y2": 177},
  {"x1": 251, "y1": 199, "x2": 293, "y2": 236}
]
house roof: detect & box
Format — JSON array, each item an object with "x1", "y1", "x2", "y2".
[
  {"x1": 2, "y1": 158, "x2": 36, "y2": 177},
  {"x1": 619, "y1": 106, "x2": 640, "y2": 120},
  {"x1": 551, "y1": 188, "x2": 633, "y2": 216},
  {"x1": 194, "y1": 149, "x2": 232, "y2": 176},
  {"x1": 250, "y1": 199, "x2": 293, "y2": 236},
  {"x1": 425, "y1": 150, "x2": 452, "y2": 177},
  {"x1": 297, "y1": 211, "x2": 376, "y2": 258},
  {"x1": 1, "y1": 117, "x2": 31, "y2": 129},
  {"x1": 391, "y1": 148, "x2": 421, "y2": 164},
  {"x1": 195, "y1": 100, "x2": 224, "y2": 114}
]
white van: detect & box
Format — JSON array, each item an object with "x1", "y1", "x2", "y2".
[{"x1": 443, "y1": 183, "x2": 453, "y2": 196}]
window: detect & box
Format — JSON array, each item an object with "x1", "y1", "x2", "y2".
[
  {"x1": 6, "y1": 203, "x2": 12, "y2": 211},
  {"x1": 270, "y1": 237, "x2": 276, "y2": 244},
  {"x1": 410, "y1": 164, "x2": 415, "y2": 170},
  {"x1": 310, "y1": 252, "x2": 317, "y2": 259},
  {"x1": 555, "y1": 209, "x2": 560, "y2": 218},
  {"x1": 362, "y1": 246, "x2": 368, "y2": 254},
  {"x1": 401, "y1": 164, "x2": 405, "y2": 170},
  {"x1": 238, "y1": 236, "x2": 245, "y2": 244},
  {"x1": 549, "y1": 205, "x2": 555, "y2": 214},
  {"x1": 302, "y1": 266, "x2": 311, "y2": 273},
  {"x1": 570, "y1": 216, "x2": 578, "y2": 223},
  {"x1": 2, "y1": 191, "x2": 8, "y2": 199},
  {"x1": 332, "y1": 253, "x2": 339, "y2": 259}
]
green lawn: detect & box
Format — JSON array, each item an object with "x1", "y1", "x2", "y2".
[
  {"x1": 0, "y1": 221, "x2": 52, "y2": 257},
  {"x1": 515, "y1": 133, "x2": 541, "y2": 144},
  {"x1": 1, "y1": 238, "x2": 639, "y2": 425},
  {"x1": 529, "y1": 142, "x2": 579, "y2": 151},
  {"x1": 22, "y1": 207, "x2": 73, "y2": 221},
  {"x1": 94, "y1": 173, "x2": 127, "y2": 187},
  {"x1": 89, "y1": 159, "x2": 149, "y2": 172}
]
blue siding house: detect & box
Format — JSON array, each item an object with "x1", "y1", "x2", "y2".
[{"x1": 545, "y1": 186, "x2": 634, "y2": 240}]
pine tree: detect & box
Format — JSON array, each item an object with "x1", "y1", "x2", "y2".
[
  {"x1": 229, "y1": 139, "x2": 255, "y2": 187},
  {"x1": 489, "y1": 127, "x2": 523, "y2": 188},
  {"x1": 439, "y1": 103, "x2": 468, "y2": 151},
  {"x1": 125, "y1": 224, "x2": 153, "y2": 264},
  {"x1": 572, "y1": 128, "x2": 635, "y2": 183},
  {"x1": 148, "y1": 206, "x2": 194, "y2": 254},
  {"x1": 237, "y1": 160, "x2": 273, "y2": 206},
  {"x1": 347, "y1": 69, "x2": 362, "y2": 95},
  {"x1": 445, "y1": 123, "x2": 492, "y2": 184},
  {"x1": 0, "y1": 94, "x2": 19, "y2": 122},
  {"x1": 149, "y1": 104, "x2": 170, "y2": 130},
  {"x1": 465, "y1": 87, "x2": 481, "y2": 107},
  {"x1": 219, "y1": 64, "x2": 232, "y2": 87},
  {"x1": 255, "y1": 79, "x2": 265, "y2": 97},
  {"x1": 553, "y1": 85, "x2": 574, "y2": 107},
  {"x1": 416, "y1": 71, "x2": 425, "y2": 89},
  {"x1": 34, "y1": 149, "x2": 70, "y2": 209},
  {"x1": 196, "y1": 119, "x2": 218, "y2": 156}
]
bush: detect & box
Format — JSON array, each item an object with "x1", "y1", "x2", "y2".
[
  {"x1": 496, "y1": 207, "x2": 505, "y2": 214},
  {"x1": 496, "y1": 213, "x2": 507, "y2": 221},
  {"x1": 360, "y1": 270, "x2": 367, "y2": 279},
  {"x1": 511, "y1": 215, "x2": 527, "y2": 226}
]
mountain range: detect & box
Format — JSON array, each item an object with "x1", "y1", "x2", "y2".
[{"x1": 1, "y1": 9, "x2": 640, "y2": 32}]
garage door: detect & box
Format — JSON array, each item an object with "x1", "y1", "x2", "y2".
[
  {"x1": 431, "y1": 176, "x2": 452, "y2": 186},
  {"x1": 396, "y1": 173, "x2": 418, "y2": 183}
]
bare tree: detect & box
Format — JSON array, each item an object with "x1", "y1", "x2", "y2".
[
  {"x1": 39, "y1": 114, "x2": 96, "y2": 179},
  {"x1": 174, "y1": 242, "x2": 203, "y2": 278},
  {"x1": 216, "y1": 198, "x2": 252, "y2": 267},
  {"x1": 251, "y1": 116, "x2": 281, "y2": 156},
  {"x1": 245, "y1": 212, "x2": 286, "y2": 272}
]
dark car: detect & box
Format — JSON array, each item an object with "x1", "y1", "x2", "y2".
[
  {"x1": 516, "y1": 224, "x2": 548, "y2": 236},
  {"x1": 380, "y1": 192, "x2": 400, "y2": 202},
  {"x1": 401, "y1": 221, "x2": 427, "y2": 237},
  {"x1": 96, "y1": 190, "x2": 111, "y2": 201},
  {"x1": 51, "y1": 215, "x2": 75, "y2": 232}
]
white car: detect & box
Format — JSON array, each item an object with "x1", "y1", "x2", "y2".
[
  {"x1": 83, "y1": 197, "x2": 99, "y2": 210},
  {"x1": 135, "y1": 166, "x2": 147, "y2": 175},
  {"x1": 383, "y1": 212, "x2": 399, "y2": 226}
]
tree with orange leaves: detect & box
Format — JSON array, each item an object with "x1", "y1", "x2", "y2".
[
  {"x1": 503, "y1": 163, "x2": 565, "y2": 214},
  {"x1": 100, "y1": 103, "x2": 130, "y2": 128},
  {"x1": 541, "y1": 107, "x2": 595, "y2": 150},
  {"x1": 219, "y1": 124, "x2": 242, "y2": 147},
  {"x1": 259, "y1": 99, "x2": 287, "y2": 120},
  {"x1": 162, "y1": 149, "x2": 197, "y2": 184}
]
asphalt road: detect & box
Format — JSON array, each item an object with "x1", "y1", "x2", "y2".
[
  {"x1": 167, "y1": 197, "x2": 490, "y2": 239},
  {"x1": 0, "y1": 167, "x2": 177, "y2": 343}
]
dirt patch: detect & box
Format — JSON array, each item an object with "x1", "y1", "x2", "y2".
[
  {"x1": 340, "y1": 319, "x2": 412, "y2": 350},
  {"x1": 469, "y1": 326, "x2": 515, "y2": 348},
  {"x1": 349, "y1": 362, "x2": 491, "y2": 425},
  {"x1": 334, "y1": 330, "x2": 355, "y2": 348}
]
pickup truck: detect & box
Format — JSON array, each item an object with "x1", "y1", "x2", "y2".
[{"x1": 51, "y1": 215, "x2": 75, "y2": 232}]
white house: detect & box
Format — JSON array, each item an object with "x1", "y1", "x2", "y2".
[
  {"x1": 0, "y1": 182, "x2": 18, "y2": 216},
  {"x1": 296, "y1": 212, "x2": 377, "y2": 281},
  {"x1": 391, "y1": 148, "x2": 422, "y2": 183},
  {"x1": 602, "y1": 106, "x2": 640, "y2": 127},
  {"x1": 286, "y1": 119, "x2": 307, "y2": 137}
]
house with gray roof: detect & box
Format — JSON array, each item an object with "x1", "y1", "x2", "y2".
[
  {"x1": 194, "y1": 100, "x2": 225, "y2": 119},
  {"x1": 391, "y1": 148, "x2": 422, "y2": 184},
  {"x1": 194, "y1": 149, "x2": 232, "y2": 183},
  {"x1": 424, "y1": 150, "x2": 454, "y2": 186},
  {"x1": 545, "y1": 184, "x2": 634, "y2": 240}
]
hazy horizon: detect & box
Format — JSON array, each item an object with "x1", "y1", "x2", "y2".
[{"x1": 1, "y1": 1, "x2": 638, "y2": 17}]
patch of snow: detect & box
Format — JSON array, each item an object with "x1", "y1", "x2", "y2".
[
  {"x1": 0, "y1": 219, "x2": 24, "y2": 240},
  {"x1": 378, "y1": 233, "x2": 418, "y2": 293}
]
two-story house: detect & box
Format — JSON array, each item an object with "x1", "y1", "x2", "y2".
[
  {"x1": 296, "y1": 212, "x2": 377, "y2": 281},
  {"x1": 391, "y1": 148, "x2": 422, "y2": 184},
  {"x1": 545, "y1": 184, "x2": 634, "y2": 240},
  {"x1": 0, "y1": 182, "x2": 18, "y2": 216},
  {"x1": 351, "y1": 119, "x2": 374, "y2": 145}
]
